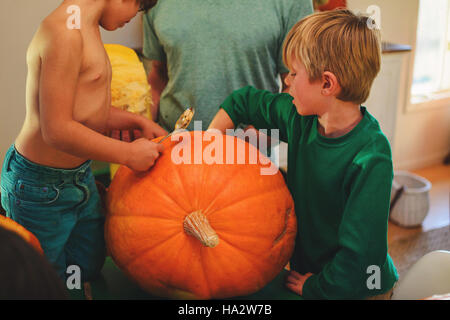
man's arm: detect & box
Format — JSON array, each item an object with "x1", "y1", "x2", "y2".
[{"x1": 144, "y1": 58, "x2": 168, "y2": 121}]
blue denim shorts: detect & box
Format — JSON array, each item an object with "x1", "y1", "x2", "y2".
[{"x1": 0, "y1": 145, "x2": 106, "y2": 281}]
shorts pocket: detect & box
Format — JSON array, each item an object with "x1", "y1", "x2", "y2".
[
  {"x1": 13, "y1": 179, "x2": 60, "y2": 207},
  {"x1": 8, "y1": 191, "x2": 62, "y2": 234}
]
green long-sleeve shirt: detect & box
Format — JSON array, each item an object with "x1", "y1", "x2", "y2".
[{"x1": 220, "y1": 86, "x2": 398, "y2": 299}]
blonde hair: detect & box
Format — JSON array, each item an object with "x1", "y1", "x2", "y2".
[{"x1": 283, "y1": 9, "x2": 381, "y2": 104}]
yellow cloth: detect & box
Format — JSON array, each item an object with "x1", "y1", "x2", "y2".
[{"x1": 104, "y1": 44, "x2": 152, "y2": 179}]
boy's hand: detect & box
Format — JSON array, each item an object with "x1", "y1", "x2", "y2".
[
  {"x1": 126, "y1": 138, "x2": 164, "y2": 172},
  {"x1": 285, "y1": 270, "x2": 313, "y2": 296}
]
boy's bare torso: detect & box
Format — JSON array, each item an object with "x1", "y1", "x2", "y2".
[{"x1": 15, "y1": 5, "x2": 111, "y2": 169}]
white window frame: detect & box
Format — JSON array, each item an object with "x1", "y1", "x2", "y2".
[{"x1": 407, "y1": 0, "x2": 450, "y2": 112}]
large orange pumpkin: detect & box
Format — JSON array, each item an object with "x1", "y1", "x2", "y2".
[
  {"x1": 0, "y1": 215, "x2": 44, "y2": 254},
  {"x1": 106, "y1": 131, "x2": 297, "y2": 299}
]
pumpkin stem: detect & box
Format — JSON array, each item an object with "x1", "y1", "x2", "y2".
[{"x1": 184, "y1": 211, "x2": 219, "y2": 248}]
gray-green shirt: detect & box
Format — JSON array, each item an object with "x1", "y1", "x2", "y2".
[{"x1": 143, "y1": 0, "x2": 313, "y2": 131}]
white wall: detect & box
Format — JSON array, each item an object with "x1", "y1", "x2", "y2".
[
  {"x1": 347, "y1": 0, "x2": 419, "y2": 45},
  {"x1": 0, "y1": 0, "x2": 143, "y2": 170},
  {"x1": 348, "y1": 0, "x2": 450, "y2": 170}
]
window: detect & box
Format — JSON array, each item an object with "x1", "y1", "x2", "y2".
[{"x1": 411, "y1": 0, "x2": 450, "y2": 104}]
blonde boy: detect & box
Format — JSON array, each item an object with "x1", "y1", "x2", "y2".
[
  {"x1": 1, "y1": 0, "x2": 164, "y2": 281},
  {"x1": 208, "y1": 10, "x2": 398, "y2": 299}
]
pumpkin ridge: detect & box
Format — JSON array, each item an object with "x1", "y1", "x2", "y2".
[
  {"x1": 202, "y1": 169, "x2": 288, "y2": 218},
  {"x1": 116, "y1": 231, "x2": 183, "y2": 268},
  {"x1": 108, "y1": 213, "x2": 181, "y2": 225},
  {"x1": 172, "y1": 160, "x2": 195, "y2": 210},
  {"x1": 205, "y1": 188, "x2": 290, "y2": 219},
  {"x1": 200, "y1": 165, "x2": 244, "y2": 215},
  {"x1": 144, "y1": 178, "x2": 190, "y2": 214},
  {"x1": 188, "y1": 152, "x2": 208, "y2": 211},
  {"x1": 122, "y1": 238, "x2": 199, "y2": 297},
  {"x1": 221, "y1": 235, "x2": 271, "y2": 270},
  {"x1": 216, "y1": 236, "x2": 268, "y2": 291},
  {"x1": 214, "y1": 228, "x2": 281, "y2": 243},
  {"x1": 199, "y1": 246, "x2": 212, "y2": 299},
  {"x1": 218, "y1": 232, "x2": 279, "y2": 261},
  {"x1": 163, "y1": 235, "x2": 210, "y2": 299},
  {"x1": 198, "y1": 161, "x2": 210, "y2": 213}
]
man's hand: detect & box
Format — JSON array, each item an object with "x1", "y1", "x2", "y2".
[
  {"x1": 109, "y1": 119, "x2": 167, "y2": 142},
  {"x1": 285, "y1": 270, "x2": 313, "y2": 296},
  {"x1": 126, "y1": 138, "x2": 164, "y2": 172},
  {"x1": 107, "y1": 106, "x2": 168, "y2": 142},
  {"x1": 140, "y1": 118, "x2": 168, "y2": 140}
]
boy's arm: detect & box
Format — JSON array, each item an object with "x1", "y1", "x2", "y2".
[
  {"x1": 301, "y1": 155, "x2": 395, "y2": 299},
  {"x1": 208, "y1": 109, "x2": 235, "y2": 133},
  {"x1": 208, "y1": 86, "x2": 297, "y2": 142},
  {"x1": 106, "y1": 107, "x2": 167, "y2": 139},
  {"x1": 38, "y1": 28, "x2": 162, "y2": 171}
]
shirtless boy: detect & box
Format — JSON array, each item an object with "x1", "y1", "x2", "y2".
[{"x1": 1, "y1": 0, "x2": 162, "y2": 282}]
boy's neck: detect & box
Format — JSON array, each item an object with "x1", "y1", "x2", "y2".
[
  {"x1": 62, "y1": 0, "x2": 106, "y2": 28},
  {"x1": 317, "y1": 100, "x2": 363, "y2": 138}
]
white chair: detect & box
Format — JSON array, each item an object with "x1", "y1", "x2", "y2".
[{"x1": 392, "y1": 250, "x2": 450, "y2": 300}]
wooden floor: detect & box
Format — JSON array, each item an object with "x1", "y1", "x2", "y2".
[{"x1": 387, "y1": 163, "x2": 450, "y2": 245}]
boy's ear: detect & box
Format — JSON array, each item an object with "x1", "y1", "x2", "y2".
[{"x1": 321, "y1": 71, "x2": 341, "y2": 97}]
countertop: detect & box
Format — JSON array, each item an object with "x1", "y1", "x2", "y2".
[{"x1": 382, "y1": 42, "x2": 412, "y2": 54}]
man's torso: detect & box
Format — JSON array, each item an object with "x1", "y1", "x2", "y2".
[{"x1": 144, "y1": 0, "x2": 312, "y2": 130}]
